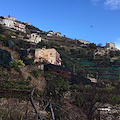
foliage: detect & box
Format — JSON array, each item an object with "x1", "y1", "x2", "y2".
[
  {"x1": 45, "y1": 75, "x2": 69, "y2": 100},
  {"x1": 0, "y1": 80, "x2": 31, "y2": 90},
  {"x1": 75, "y1": 98, "x2": 85, "y2": 107},
  {"x1": 9, "y1": 59, "x2": 25, "y2": 71},
  {"x1": 36, "y1": 40, "x2": 50, "y2": 48},
  {"x1": 88, "y1": 43, "x2": 97, "y2": 49},
  {"x1": 16, "y1": 60, "x2": 25, "y2": 68},
  {"x1": 70, "y1": 84, "x2": 80, "y2": 90},
  {"x1": 13, "y1": 44, "x2": 20, "y2": 52},
  {"x1": 0, "y1": 48, "x2": 12, "y2": 66},
  {"x1": 0, "y1": 34, "x2": 5, "y2": 40},
  {"x1": 30, "y1": 69, "x2": 42, "y2": 78},
  {"x1": 9, "y1": 60, "x2": 17, "y2": 68},
  {"x1": 22, "y1": 56, "x2": 34, "y2": 65}
]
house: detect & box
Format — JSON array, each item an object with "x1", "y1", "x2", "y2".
[
  {"x1": 34, "y1": 48, "x2": 61, "y2": 65},
  {"x1": 14, "y1": 22, "x2": 26, "y2": 33},
  {"x1": 2, "y1": 17, "x2": 14, "y2": 28},
  {"x1": 29, "y1": 33, "x2": 41, "y2": 44},
  {"x1": 0, "y1": 15, "x2": 26, "y2": 33},
  {"x1": 24, "y1": 22, "x2": 31, "y2": 25},
  {"x1": 55, "y1": 32, "x2": 62, "y2": 37},
  {"x1": 78, "y1": 39, "x2": 90, "y2": 45},
  {"x1": 48, "y1": 30, "x2": 55, "y2": 35},
  {"x1": 106, "y1": 42, "x2": 115, "y2": 51},
  {"x1": 47, "y1": 30, "x2": 62, "y2": 37}
]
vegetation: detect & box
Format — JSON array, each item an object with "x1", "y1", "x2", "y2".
[{"x1": 0, "y1": 18, "x2": 120, "y2": 120}]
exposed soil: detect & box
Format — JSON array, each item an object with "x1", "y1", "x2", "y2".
[{"x1": 20, "y1": 65, "x2": 46, "y2": 91}]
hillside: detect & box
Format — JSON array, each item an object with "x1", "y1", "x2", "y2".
[{"x1": 0, "y1": 19, "x2": 120, "y2": 120}]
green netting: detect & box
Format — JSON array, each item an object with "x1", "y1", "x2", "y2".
[
  {"x1": 73, "y1": 60, "x2": 95, "y2": 66},
  {"x1": 0, "y1": 48, "x2": 12, "y2": 66},
  {"x1": 106, "y1": 67, "x2": 120, "y2": 71},
  {"x1": 114, "y1": 71, "x2": 120, "y2": 74},
  {"x1": 101, "y1": 75, "x2": 119, "y2": 79},
  {"x1": 89, "y1": 67, "x2": 104, "y2": 70},
  {"x1": 110, "y1": 65, "x2": 120, "y2": 67}
]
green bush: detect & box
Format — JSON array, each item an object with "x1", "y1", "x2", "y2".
[
  {"x1": 16, "y1": 60, "x2": 25, "y2": 68},
  {"x1": 26, "y1": 76, "x2": 32, "y2": 81},
  {"x1": 71, "y1": 84, "x2": 80, "y2": 90},
  {"x1": 75, "y1": 98, "x2": 85, "y2": 107},
  {"x1": 31, "y1": 69, "x2": 39, "y2": 77},
  {"x1": 9, "y1": 60, "x2": 17, "y2": 68}
]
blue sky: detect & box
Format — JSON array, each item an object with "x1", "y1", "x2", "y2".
[{"x1": 0, "y1": 0, "x2": 120, "y2": 49}]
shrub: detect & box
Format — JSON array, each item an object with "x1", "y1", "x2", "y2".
[
  {"x1": 31, "y1": 69, "x2": 39, "y2": 77},
  {"x1": 9, "y1": 60, "x2": 17, "y2": 68},
  {"x1": 26, "y1": 76, "x2": 32, "y2": 81},
  {"x1": 16, "y1": 60, "x2": 25, "y2": 68},
  {"x1": 71, "y1": 84, "x2": 80, "y2": 90},
  {"x1": 75, "y1": 98, "x2": 85, "y2": 107}
]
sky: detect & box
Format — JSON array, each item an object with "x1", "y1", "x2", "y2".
[{"x1": 0, "y1": 0, "x2": 120, "y2": 49}]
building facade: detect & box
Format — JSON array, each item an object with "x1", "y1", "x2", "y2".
[
  {"x1": 47, "y1": 30, "x2": 62, "y2": 37},
  {"x1": 30, "y1": 33, "x2": 41, "y2": 44},
  {"x1": 106, "y1": 42, "x2": 115, "y2": 51},
  {"x1": 34, "y1": 48, "x2": 61, "y2": 65},
  {"x1": 0, "y1": 15, "x2": 26, "y2": 33},
  {"x1": 78, "y1": 39, "x2": 90, "y2": 44},
  {"x1": 14, "y1": 22, "x2": 26, "y2": 32},
  {"x1": 2, "y1": 18, "x2": 14, "y2": 28}
]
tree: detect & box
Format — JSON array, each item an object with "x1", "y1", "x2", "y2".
[
  {"x1": 97, "y1": 43, "x2": 102, "y2": 47},
  {"x1": 89, "y1": 43, "x2": 97, "y2": 49}
]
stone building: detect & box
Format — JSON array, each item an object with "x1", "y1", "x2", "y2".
[{"x1": 106, "y1": 42, "x2": 115, "y2": 51}]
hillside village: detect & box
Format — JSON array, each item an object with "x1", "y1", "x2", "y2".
[
  {"x1": 0, "y1": 15, "x2": 118, "y2": 66},
  {"x1": 0, "y1": 15, "x2": 120, "y2": 120}
]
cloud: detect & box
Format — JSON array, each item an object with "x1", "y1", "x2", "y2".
[
  {"x1": 104, "y1": 0, "x2": 120, "y2": 10},
  {"x1": 115, "y1": 38, "x2": 120, "y2": 49},
  {"x1": 91, "y1": 0, "x2": 120, "y2": 10}
]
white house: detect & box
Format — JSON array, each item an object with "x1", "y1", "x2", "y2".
[
  {"x1": 2, "y1": 17, "x2": 14, "y2": 28},
  {"x1": 78, "y1": 40, "x2": 90, "y2": 45},
  {"x1": 55, "y1": 32, "x2": 62, "y2": 37},
  {"x1": 47, "y1": 30, "x2": 62, "y2": 37},
  {"x1": 30, "y1": 33, "x2": 41, "y2": 44},
  {"x1": 14, "y1": 22, "x2": 26, "y2": 33},
  {"x1": 0, "y1": 15, "x2": 26, "y2": 33}
]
